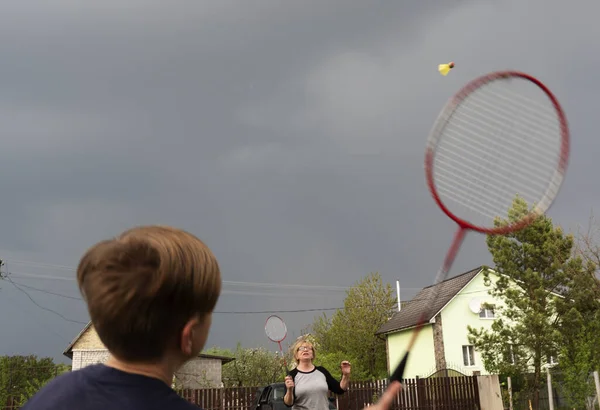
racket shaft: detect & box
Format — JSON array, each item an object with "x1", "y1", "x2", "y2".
[
  {"x1": 389, "y1": 226, "x2": 467, "y2": 383},
  {"x1": 277, "y1": 341, "x2": 287, "y2": 369}
]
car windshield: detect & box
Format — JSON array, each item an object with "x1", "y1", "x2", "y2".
[{"x1": 272, "y1": 386, "x2": 286, "y2": 401}]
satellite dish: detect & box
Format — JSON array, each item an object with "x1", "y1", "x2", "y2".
[{"x1": 468, "y1": 298, "x2": 481, "y2": 314}]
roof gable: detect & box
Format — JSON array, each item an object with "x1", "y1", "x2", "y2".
[
  {"x1": 376, "y1": 266, "x2": 483, "y2": 335},
  {"x1": 63, "y1": 321, "x2": 93, "y2": 358}
]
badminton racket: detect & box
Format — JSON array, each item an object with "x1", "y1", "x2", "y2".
[
  {"x1": 390, "y1": 70, "x2": 570, "y2": 383},
  {"x1": 265, "y1": 314, "x2": 289, "y2": 369}
]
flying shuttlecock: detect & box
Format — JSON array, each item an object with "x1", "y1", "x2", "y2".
[{"x1": 438, "y1": 62, "x2": 455, "y2": 76}]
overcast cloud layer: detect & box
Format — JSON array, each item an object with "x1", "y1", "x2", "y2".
[{"x1": 0, "y1": 0, "x2": 597, "y2": 363}]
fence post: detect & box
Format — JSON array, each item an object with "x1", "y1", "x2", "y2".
[
  {"x1": 416, "y1": 376, "x2": 423, "y2": 408},
  {"x1": 507, "y1": 376, "x2": 513, "y2": 410},
  {"x1": 546, "y1": 367, "x2": 554, "y2": 410},
  {"x1": 594, "y1": 371, "x2": 600, "y2": 408},
  {"x1": 473, "y1": 375, "x2": 481, "y2": 408}
]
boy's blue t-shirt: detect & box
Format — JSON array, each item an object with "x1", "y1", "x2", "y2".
[{"x1": 21, "y1": 364, "x2": 200, "y2": 410}]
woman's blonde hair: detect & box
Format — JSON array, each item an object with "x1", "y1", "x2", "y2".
[{"x1": 291, "y1": 338, "x2": 316, "y2": 364}]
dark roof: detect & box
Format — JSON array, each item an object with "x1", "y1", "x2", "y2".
[
  {"x1": 63, "y1": 321, "x2": 93, "y2": 359},
  {"x1": 198, "y1": 353, "x2": 235, "y2": 364},
  {"x1": 376, "y1": 266, "x2": 483, "y2": 335},
  {"x1": 63, "y1": 321, "x2": 234, "y2": 364}
]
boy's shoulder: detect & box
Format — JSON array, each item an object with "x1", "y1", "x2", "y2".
[{"x1": 21, "y1": 364, "x2": 200, "y2": 410}]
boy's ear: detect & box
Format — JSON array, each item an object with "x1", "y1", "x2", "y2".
[{"x1": 179, "y1": 317, "x2": 200, "y2": 356}]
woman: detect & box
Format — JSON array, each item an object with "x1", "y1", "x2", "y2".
[{"x1": 283, "y1": 339, "x2": 351, "y2": 409}]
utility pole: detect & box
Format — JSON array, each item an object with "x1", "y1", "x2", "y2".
[{"x1": 396, "y1": 280, "x2": 401, "y2": 311}]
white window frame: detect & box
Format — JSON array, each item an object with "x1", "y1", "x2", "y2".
[
  {"x1": 462, "y1": 345, "x2": 476, "y2": 366},
  {"x1": 479, "y1": 305, "x2": 496, "y2": 319}
]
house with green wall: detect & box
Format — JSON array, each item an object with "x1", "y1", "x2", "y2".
[{"x1": 376, "y1": 266, "x2": 508, "y2": 379}]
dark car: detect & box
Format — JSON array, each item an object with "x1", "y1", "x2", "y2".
[{"x1": 252, "y1": 382, "x2": 337, "y2": 410}]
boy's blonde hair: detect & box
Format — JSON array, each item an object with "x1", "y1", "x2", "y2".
[{"x1": 76, "y1": 225, "x2": 222, "y2": 362}]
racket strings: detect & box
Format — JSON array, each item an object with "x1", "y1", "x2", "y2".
[
  {"x1": 265, "y1": 317, "x2": 287, "y2": 342},
  {"x1": 432, "y1": 79, "x2": 562, "y2": 228}
]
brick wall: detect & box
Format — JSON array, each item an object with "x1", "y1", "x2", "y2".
[
  {"x1": 68, "y1": 324, "x2": 225, "y2": 388},
  {"x1": 72, "y1": 326, "x2": 105, "y2": 350},
  {"x1": 175, "y1": 358, "x2": 223, "y2": 388},
  {"x1": 72, "y1": 349, "x2": 112, "y2": 371},
  {"x1": 71, "y1": 349, "x2": 222, "y2": 388},
  {"x1": 432, "y1": 314, "x2": 447, "y2": 371}
]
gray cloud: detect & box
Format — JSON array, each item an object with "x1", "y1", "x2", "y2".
[{"x1": 0, "y1": 0, "x2": 597, "y2": 362}]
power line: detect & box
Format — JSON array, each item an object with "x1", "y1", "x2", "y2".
[
  {"x1": 3, "y1": 258, "x2": 496, "y2": 320},
  {"x1": 3, "y1": 258, "x2": 76, "y2": 271},
  {"x1": 3, "y1": 265, "x2": 494, "y2": 312},
  {"x1": 9, "y1": 281, "x2": 82, "y2": 300},
  {"x1": 7, "y1": 272, "x2": 75, "y2": 281},
  {"x1": 2, "y1": 275, "x2": 348, "y2": 316},
  {"x1": 3, "y1": 276, "x2": 396, "y2": 316},
  {"x1": 3, "y1": 275, "x2": 88, "y2": 325},
  {"x1": 7, "y1": 271, "x2": 356, "y2": 292},
  {"x1": 5, "y1": 280, "x2": 346, "y2": 315},
  {"x1": 2, "y1": 258, "x2": 425, "y2": 292},
  {"x1": 7, "y1": 279, "x2": 345, "y2": 301},
  {"x1": 214, "y1": 307, "x2": 342, "y2": 314},
  {"x1": 0, "y1": 285, "x2": 72, "y2": 341},
  {"x1": 1, "y1": 270, "x2": 497, "y2": 325}
]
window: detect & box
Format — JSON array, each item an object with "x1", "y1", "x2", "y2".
[
  {"x1": 463, "y1": 345, "x2": 475, "y2": 366},
  {"x1": 479, "y1": 305, "x2": 495, "y2": 318},
  {"x1": 547, "y1": 355, "x2": 558, "y2": 365},
  {"x1": 272, "y1": 386, "x2": 286, "y2": 401}
]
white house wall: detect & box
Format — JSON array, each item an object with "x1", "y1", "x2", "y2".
[
  {"x1": 71, "y1": 349, "x2": 224, "y2": 388},
  {"x1": 440, "y1": 271, "x2": 504, "y2": 375},
  {"x1": 387, "y1": 325, "x2": 436, "y2": 379},
  {"x1": 72, "y1": 349, "x2": 111, "y2": 371}
]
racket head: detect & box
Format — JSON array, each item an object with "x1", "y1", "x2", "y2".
[
  {"x1": 265, "y1": 314, "x2": 287, "y2": 342},
  {"x1": 425, "y1": 71, "x2": 569, "y2": 235}
]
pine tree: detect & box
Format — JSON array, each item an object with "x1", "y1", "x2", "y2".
[{"x1": 467, "y1": 196, "x2": 575, "y2": 410}]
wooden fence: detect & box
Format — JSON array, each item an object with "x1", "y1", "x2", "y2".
[
  {"x1": 177, "y1": 376, "x2": 481, "y2": 410},
  {"x1": 178, "y1": 386, "x2": 258, "y2": 410}
]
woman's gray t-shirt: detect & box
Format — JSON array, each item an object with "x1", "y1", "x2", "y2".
[{"x1": 286, "y1": 366, "x2": 346, "y2": 410}]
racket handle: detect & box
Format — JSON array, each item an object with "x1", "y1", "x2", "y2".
[{"x1": 389, "y1": 352, "x2": 409, "y2": 383}]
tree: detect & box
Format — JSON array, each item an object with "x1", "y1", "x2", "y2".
[
  {"x1": 574, "y1": 210, "x2": 600, "y2": 270},
  {"x1": 467, "y1": 196, "x2": 576, "y2": 410},
  {"x1": 310, "y1": 272, "x2": 396, "y2": 380},
  {"x1": 0, "y1": 355, "x2": 69, "y2": 407},
  {"x1": 554, "y1": 212, "x2": 600, "y2": 409},
  {"x1": 204, "y1": 343, "x2": 286, "y2": 387},
  {"x1": 314, "y1": 351, "x2": 369, "y2": 381},
  {"x1": 554, "y1": 263, "x2": 600, "y2": 409}
]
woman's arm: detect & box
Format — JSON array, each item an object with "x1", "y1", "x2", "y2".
[
  {"x1": 339, "y1": 360, "x2": 351, "y2": 390},
  {"x1": 283, "y1": 391, "x2": 293, "y2": 406},
  {"x1": 340, "y1": 373, "x2": 350, "y2": 391},
  {"x1": 284, "y1": 375, "x2": 295, "y2": 407}
]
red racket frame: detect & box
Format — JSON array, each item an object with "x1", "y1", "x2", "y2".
[
  {"x1": 425, "y1": 70, "x2": 570, "y2": 236},
  {"x1": 265, "y1": 314, "x2": 288, "y2": 369},
  {"x1": 390, "y1": 70, "x2": 570, "y2": 385}
]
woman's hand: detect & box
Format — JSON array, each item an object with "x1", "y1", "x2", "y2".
[
  {"x1": 283, "y1": 376, "x2": 295, "y2": 406},
  {"x1": 339, "y1": 361, "x2": 351, "y2": 391},
  {"x1": 284, "y1": 375, "x2": 295, "y2": 390}
]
